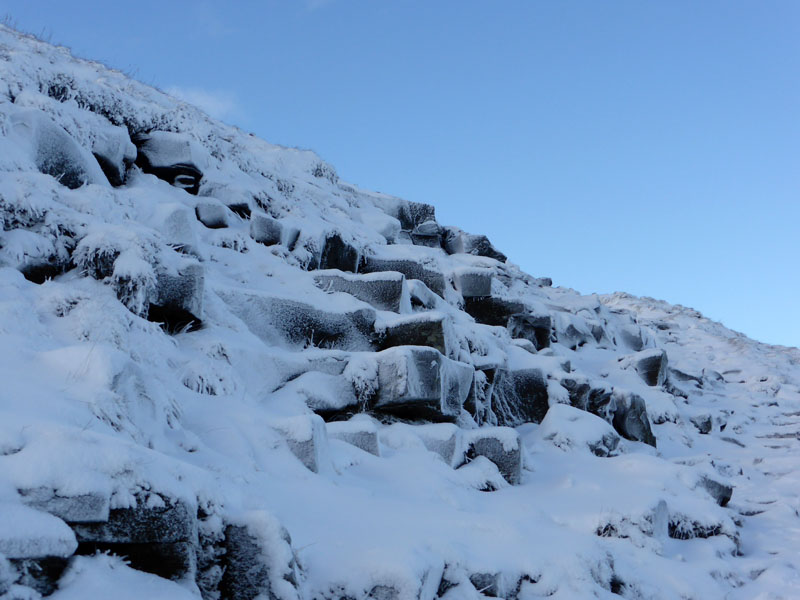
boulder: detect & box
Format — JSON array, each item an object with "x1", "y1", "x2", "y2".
[
  {"x1": 18, "y1": 488, "x2": 110, "y2": 523},
  {"x1": 396, "y1": 201, "x2": 436, "y2": 231},
  {"x1": 413, "y1": 423, "x2": 461, "y2": 466},
  {"x1": 463, "y1": 427, "x2": 522, "y2": 485},
  {"x1": 270, "y1": 414, "x2": 331, "y2": 473},
  {"x1": 454, "y1": 268, "x2": 493, "y2": 298},
  {"x1": 218, "y1": 289, "x2": 376, "y2": 351},
  {"x1": 220, "y1": 516, "x2": 300, "y2": 600},
  {"x1": 152, "y1": 203, "x2": 199, "y2": 255},
  {"x1": 442, "y1": 228, "x2": 506, "y2": 262},
  {"x1": 490, "y1": 368, "x2": 549, "y2": 426},
  {"x1": 0, "y1": 503, "x2": 77, "y2": 560},
  {"x1": 319, "y1": 233, "x2": 362, "y2": 272},
  {"x1": 690, "y1": 413, "x2": 713, "y2": 434},
  {"x1": 507, "y1": 313, "x2": 551, "y2": 350},
  {"x1": 377, "y1": 313, "x2": 448, "y2": 355},
  {"x1": 195, "y1": 201, "x2": 228, "y2": 229},
  {"x1": 410, "y1": 220, "x2": 442, "y2": 248},
  {"x1": 133, "y1": 131, "x2": 204, "y2": 194},
  {"x1": 463, "y1": 296, "x2": 525, "y2": 327},
  {"x1": 630, "y1": 349, "x2": 668, "y2": 387},
  {"x1": 327, "y1": 418, "x2": 380, "y2": 456},
  {"x1": 611, "y1": 392, "x2": 657, "y2": 447},
  {"x1": 91, "y1": 122, "x2": 137, "y2": 186},
  {"x1": 360, "y1": 256, "x2": 446, "y2": 297},
  {"x1": 11, "y1": 108, "x2": 109, "y2": 189},
  {"x1": 618, "y1": 324, "x2": 644, "y2": 351},
  {"x1": 149, "y1": 261, "x2": 204, "y2": 333},
  {"x1": 250, "y1": 213, "x2": 284, "y2": 246},
  {"x1": 314, "y1": 270, "x2": 407, "y2": 313},
  {"x1": 699, "y1": 476, "x2": 733, "y2": 507},
  {"x1": 373, "y1": 347, "x2": 472, "y2": 421},
  {"x1": 538, "y1": 404, "x2": 621, "y2": 457}
]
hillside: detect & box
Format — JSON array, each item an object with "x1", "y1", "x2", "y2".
[{"x1": 1, "y1": 25, "x2": 799, "y2": 600}]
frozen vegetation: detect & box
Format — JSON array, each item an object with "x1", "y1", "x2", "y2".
[{"x1": 0, "y1": 24, "x2": 799, "y2": 599}]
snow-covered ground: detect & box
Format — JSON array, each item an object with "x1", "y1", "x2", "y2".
[{"x1": 1, "y1": 24, "x2": 799, "y2": 600}]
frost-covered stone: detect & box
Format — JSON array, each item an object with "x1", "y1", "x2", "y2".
[
  {"x1": 373, "y1": 346, "x2": 472, "y2": 421},
  {"x1": 611, "y1": 392, "x2": 657, "y2": 447},
  {"x1": 0, "y1": 503, "x2": 77, "y2": 559},
  {"x1": 618, "y1": 324, "x2": 644, "y2": 351},
  {"x1": 463, "y1": 427, "x2": 522, "y2": 485},
  {"x1": 413, "y1": 423, "x2": 461, "y2": 466},
  {"x1": 507, "y1": 313, "x2": 552, "y2": 350},
  {"x1": 152, "y1": 203, "x2": 199, "y2": 255},
  {"x1": 91, "y1": 122, "x2": 136, "y2": 186},
  {"x1": 270, "y1": 414, "x2": 331, "y2": 473},
  {"x1": 133, "y1": 131, "x2": 204, "y2": 194},
  {"x1": 219, "y1": 289, "x2": 377, "y2": 351},
  {"x1": 150, "y1": 260, "x2": 204, "y2": 332},
  {"x1": 314, "y1": 270, "x2": 407, "y2": 313},
  {"x1": 195, "y1": 201, "x2": 228, "y2": 229},
  {"x1": 10, "y1": 108, "x2": 109, "y2": 189},
  {"x1": 393, "y1": 200, "x2": 436, "y2": 231},
  {"x1": 442, "y1": 228, "x2": 507, "y2": 262},
  {"x1": 71, "y1": 497, "x2": 197, "y2": 544},
  {"x1": 454, "y1": 268, "x2": 493, "y2": 298},
  {"x1": 18, "y1": 488, "x2": 110, "y2": 523},
  {"x1": 410, "y1": 220, "x2": 442, "y2": 248},
  {"x1": 319, "y1": 233, "x2": 362, "y2": 272},
  {"x1": 250, "y1": 212, "x2": 284, "y2": 246},
  {"x1": 463, "y1": 296, "x2": 525, "y2": 327},
  {"x1": 10, "y1": 557, "x2": 71, "y2": 596},
  {"x1": 377, "y1": 312, "x2": 448, "y2": 355},
  {"x1": 690, "y1": 413, "x2": 713, "y2": 434},
  {"x1": 538, "y1": 404, "x2": 621, "y2": 457},
  {"x1": 630, "y1": 348, "x2": 668, "y2": 387},
  {"x1": 360, "y1": 256, "x2": 445, "y2": 297},
  {"x1": 699, "y1": 476, "x2": 733, "y2": 507},
  {"x1": 491, "y1": 367, "x2": 549, "y2": 426},
  {"x1": 327, "y1": 418, "x2": 380, "y2": 456},
  {"x1": 220, "y1": 514, "x2": 300, "y2": 600}
]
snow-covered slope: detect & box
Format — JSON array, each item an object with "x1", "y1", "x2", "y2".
[{"x1": 1, "y1": 25, "x2": 799, "y2": 600}]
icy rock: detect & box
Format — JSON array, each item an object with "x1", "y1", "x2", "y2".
[
  {"x1": 463, "y1": 427, "x2": 522, "y2": 485},
  {"x1": 152, "y1": 203, "x2": 199, "y2": 255},
  {"x1": 373, "y1": 347, "x2": 473, "y2": 421},
  {"x1": 618, "y1": 324, "x2": 644, "y2": 351},
  {"x1": 0, "y1": 503, "x2": 78, "y2": 559},
  {"x1": 360, "y1": 256, "x2": 446, "y2": 297},
  {"x1": 10, "y1": 108, "x2": 109, "y2": 189},
  {"x1": 327, "y1": 418, "x2": 380, "y2": 456},
  {"x1": 464, "y1": 369, "x2": 494, "y2": 425},
  {"x1": 71, "y1": 497, "x2": 197, "y2": 544},
  {"x1": 195, "y1": 201, "x2": 228, "y2": 229},
  {"x1": 463, "y1": 296, "x2": 525, "y2": 327},
  {"x1": 414, "y1": 423, "x2": 462, "y2": 466},
  {"x1": 319, "y1": 233, "x2": 362, "y2": 272},
  {"x1": 199, "y1": 182, "x2": 253, "y2": 219},
  {"x1": 220, "y1": 518, "x2": 300, "y2": 600},
  {"x1": 585, "y1": 383, "x2": 615, "y2": 421},
  {"x1": 394, "y1": 200, "x2": 436, "y2": 231},
  {"x1": 219, "y1": 289, "x2": 377, "y2": 351},
  {"x1": 507, "y1": 313, "x2": 552, "y2": 350},
  {"x1": 454, "y1": 268, "x2": 493, "y2": 298},
  {"x1": 442, "y1": 227, "x2": 507, "y2": 262},
  {"x1": 630, "y1": 348, "x2": 668, "y2": 387},
  {"x1": 410, "y1": 220, "x2": 442, "y2": 248},
  {"x1": 611, "y1": 392, "x2": 657, "y2": 447},
  {"x1": 559, "y1": 376, "x2": 591, "y2": 410},
  {"x1": 377, "y1": 313, "x2": 448, "y2": 355},
  {"x1": 281, "y1": 371, "x2": 359, "y2": 419},
  {"x1": 538, "y1": 404, "x2": 621, "y2": 457},
  {"x1": 133, "y1": 131, "x2": 204, "y2": 194},
  {"x1": 314, "y1": 270, "x2": 408, "y2": 313},
  {"x1": 699, "y1": 476, "x2": 733, "y2": 507},
  {"x1": 491, "y1": 368, "x2": 549, "y2": 426},
  {"x1": 150, "y1": 260, "x2": 204, "y2": 333},
  {"x1": 91, "y1": 122, "x2": 136, "y2": 186},
  {"x1": 18, "y1": 488, "x2": 110, "y2": 524},
  {"x1": 250, "y1": 213, "x2": 284, "y2": 246},
  {"x1": 690, "y1": 413, "x2": 713, "y2": 434},
  {"x1": 270, "y1": 414, "x2": 331, "y2": 473}
]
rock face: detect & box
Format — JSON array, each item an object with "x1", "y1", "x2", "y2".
[
  {"x1": 631, "y1": 348, "x2": 668, "y2": 386},
  {"x1": 314, "y1": 270, "x2": 407, "y2": 313},
  {"x1": 491, "y1": 368, "x2": 549, "y2": 426},
  {"x1": 377, "y1": 313, "x2": 448, "y2": 355},
  {"x1": 612, "y1": 393, "x2": 657, "y2": 447},
  {"x1": 507, "y1": 313, "x2": 552, "y2": 350},
  {"x1": 360, "y1": 255, "x2": 446, "y2": 297}
]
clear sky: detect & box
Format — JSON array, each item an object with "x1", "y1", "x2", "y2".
[{"x1": 2, "y1": 1, "x2": 798, "y2": 347}]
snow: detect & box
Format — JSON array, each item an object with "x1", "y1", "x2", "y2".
[{"x1": 0, "y1": 23, "x2": 799, "y2": 600}]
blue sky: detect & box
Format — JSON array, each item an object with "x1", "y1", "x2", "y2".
[{"x1": 2, "y1": 1, "x2": 798, "y2": 346}]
